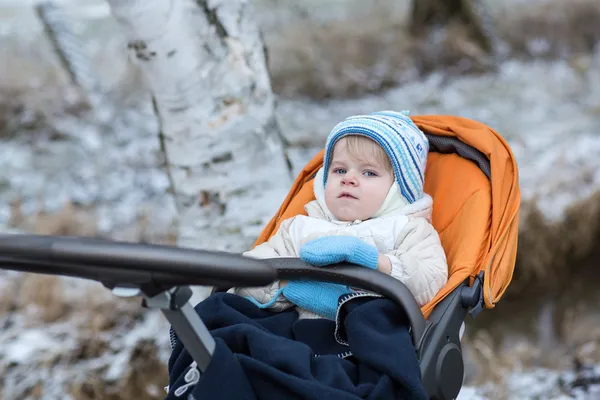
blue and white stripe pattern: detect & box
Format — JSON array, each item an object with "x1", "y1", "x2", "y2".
[{"x1": 323, "y1": 110, "x2": 429, "y2": 204}]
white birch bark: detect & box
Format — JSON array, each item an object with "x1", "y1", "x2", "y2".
[
  {"x1": 106, "y1": 0, "x2": 292, "y2": 255},
  {"x1": 35, "y1": 2, "x2": 108, "y2": 109}
]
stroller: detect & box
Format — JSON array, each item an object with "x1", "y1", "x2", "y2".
[{"x1": 0, "y1": 115, "x2": 520, "y2": 400}]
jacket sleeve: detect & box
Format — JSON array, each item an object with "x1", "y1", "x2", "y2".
[
  {"x1": 233, "y1": 218, "x2": 297, "y2": 311},
  {"x1": 385, "y1": 217, "x2": 448, "y2": 307}
]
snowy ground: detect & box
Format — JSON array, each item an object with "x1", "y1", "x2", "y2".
[{"x1": 1, "y1": 1, "x2": 600, "y2": 399}]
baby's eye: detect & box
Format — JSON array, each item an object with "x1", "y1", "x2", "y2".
[
  {"x1": 333, "y1": 168, "x2": 346, "y2": 174},
  {"x1": 363, "y1": 170, "x2": 378, "y2": 177}
]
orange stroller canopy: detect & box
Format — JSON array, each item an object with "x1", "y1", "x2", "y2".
[{"x1": 254, "y1": 115, "x2": 520, "y2": 319}]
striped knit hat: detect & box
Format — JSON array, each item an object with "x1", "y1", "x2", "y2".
[{"x1": 323, "y1": 110, "x2": 429, "y2": 204}]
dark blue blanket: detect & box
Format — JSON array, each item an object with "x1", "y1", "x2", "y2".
[{"x1": 165, "y1": 292, "x2": 427, "y2": 400}]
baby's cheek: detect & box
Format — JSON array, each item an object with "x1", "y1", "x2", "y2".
[{"x1": 324, "y1": 192, "x2": 338, "y2": 211}]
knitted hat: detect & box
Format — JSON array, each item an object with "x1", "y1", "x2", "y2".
[{"x1": 323, "y1": 110, "x2": 429, "y2": 204}]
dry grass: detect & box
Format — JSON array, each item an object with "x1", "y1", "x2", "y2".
[
  {"x1": 465, "y1": 310, "x2": 600, "y2": 395},
  {"x1": 0, "y1": 90, "x2": 52, "y2": 140},
  {"x1": 9, "y1": 199, "x2": 98, "y2": 237},
  {"x1": 82, "y1": 288, "x2": 144, "y2": 333},
  {"x1": 266, "y1": 0, "x2": 600, "y2": 99},
  {"x1": 0, "y1": 198, "x2": 175, "y2": 398},
  {"x1": 497, "y1": 0, "x2": 600, "y2": 59},
  {"x1": 0, "y1": 199, "x2": 174, "y2": 327},
  {"x1": 267, "y1": 10, "x2": 415, "y2": 99},
  {"x1": 7, "y1": 198, "x2": 178, "y2": 245},
  {"x1": 0, "y1": 272, "x2": 142, "y2": 327},
  {"x1": 466, "y1": 310, "x2": 600, "y2": 378},
  {"x1": 69, "y1": 339, "x2": 168, "y2": 400},
  {"x1": 463, "y1": 190, "x2": 600, "y2": 387},
  {"x1": 0, "y1": 271, "x2": 165, "y2": 399},
  {"x1": 509, "y1": 191, "x2": 600, "y2": 298},
  {"x1": 17, "y1": 274, "x2": 67, "y2": 323},
  {"x1": 117, "y1": 339, "x2": 170, "y2": 400},
  {"x1": 0, "y1": 273, "x2": 66, "y2": 323},
  {"x1": 465, "y1": 330, "x2": 514, "y2": 389}
]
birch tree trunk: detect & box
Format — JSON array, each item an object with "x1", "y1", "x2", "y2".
[
  {"x1": 106, "y1": 0, "x2": 292, "y2": 256},
  {"x1": 36, "y1": 2, "x2": 108, "y2": 111}
]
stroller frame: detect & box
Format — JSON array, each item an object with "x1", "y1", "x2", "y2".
[{"x1": 0, "y1": 231, "x2": 483, "y2": 400}]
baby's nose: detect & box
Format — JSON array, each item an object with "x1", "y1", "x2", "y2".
[{"x1": 341, "y1": 174, "x2": 358, "y2": 185}]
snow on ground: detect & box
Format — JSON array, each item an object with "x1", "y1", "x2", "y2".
[
  {"x1": 0, "y1": 272, "x2": 172, "y2": 399},
  {"x1": 0, "y1": 1, "x2": 599, "y2": 399}
]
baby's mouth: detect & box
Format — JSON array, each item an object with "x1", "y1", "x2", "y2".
[{"x1": 339, "y1": 192, "x2": 358, "y2": 199}]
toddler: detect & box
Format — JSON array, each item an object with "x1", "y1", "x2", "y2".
[{"x1": 235, "y1": 110, "x2": 448, "y2": 320}]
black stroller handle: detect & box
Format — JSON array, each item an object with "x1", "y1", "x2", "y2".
[
  {"x1": 0, "y1": 233, "x2": 426, "y2": 348},
  {"x1": 0, "y1": 234, "x2": 277, "y2": 291}
]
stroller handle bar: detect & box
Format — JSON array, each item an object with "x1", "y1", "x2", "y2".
[
  {"x1": 0, "y1": 233, "x2": 276, "y2": 290},
  {"x1": 0, "y1": 233, "x2": 426, "y2": 347}
]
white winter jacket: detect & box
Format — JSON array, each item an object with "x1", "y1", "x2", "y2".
[{"x1": 234, "y1": 168, "x2": 448, "y2": 319}]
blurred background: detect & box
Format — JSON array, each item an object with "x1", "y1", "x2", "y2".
[{"x1": 1, "y1": 0, "x2": 600, "y2": 398}]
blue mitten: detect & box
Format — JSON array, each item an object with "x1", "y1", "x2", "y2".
[
  {"x1": 299, "y1": 236, "x2": 380, "y2": 270},
  {"x1": 282, "y1": 280, "x2": 351, "y2": 320}
]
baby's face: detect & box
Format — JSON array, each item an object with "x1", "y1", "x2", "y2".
[{"x1": 324, "y1": 140, "x2": 394, "y2": 221}]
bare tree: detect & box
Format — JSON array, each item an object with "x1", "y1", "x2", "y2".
[{"x1": 106, "y1": 0, "x2": 292, "y2": 255}]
